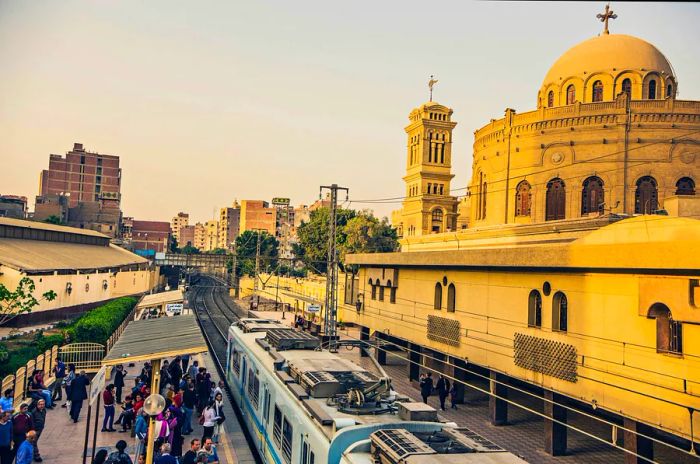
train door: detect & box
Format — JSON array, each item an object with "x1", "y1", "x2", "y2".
[{"x1": 241, "y1": 357, "x2": 247, "y2": 392}]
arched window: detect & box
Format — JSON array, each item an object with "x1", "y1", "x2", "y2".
[
  {"x1": 378, "y1": 286, "x2": 385, "y2": 301},
  {"x1": 546, "y1": 178, "x2": 566, "y2": 221},
  {"x1": 635, "y1": 176, "x2": 658, "y2": 214},
  {"x1": 371, "y1": 284, "x2": 377, "y2": 300},
  {"x1": 648, "y1": 303, "x2": 682, "y2": 354},
  {"x1": 581, "y1": 176, "x2": 605, "y2": 215},
  {"x1": 552, "y1": 292, "x2": 568, "y2": 332},
  {"x1": 621, "y1": 78, "x2": 632, "y2": 96},
  {"x1": 648, "y1": 80, "x2": 657, "y2": 100},
  {"x1": 447, "y1": 284, "x2": 456, "y2": 312},
  {"x1": 547, "y1": 91, "x2": 554, "y2": 107},
  {"x1": 528, "y1": 290, "x2": 542, "y2": 328},
  {"x1": 431, "y1": 208, "x2": 443, "y2": 233},
  {"x1": 481, "y1": 181, "x2": 487, "y2": 220},
  {"x1": 667, "y1": 84, "x2": 674, "y2": 98},
  {"x1": 515, "y1": 181, "x2": 531, "y2": 216},
  {"x1": 434, "y1": 283, "x2": 442, "y2": 310},
  {"x1": 566, "y1": 85, "x2": 576, "y2": 105},
  {"x1": 592, "y1": 81, "x2": 604, "y2": 102},
  {"x1": 676, "y1": 177, "x2": 696, "y2": 195}
]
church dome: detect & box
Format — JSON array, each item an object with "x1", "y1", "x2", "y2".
[{"x1": 539, "y1": 34, "x2": 677, "y2": 107}]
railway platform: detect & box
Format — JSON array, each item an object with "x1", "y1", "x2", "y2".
[{"x1": 34, "y1": 352, "x2": 253, "y2": 463}]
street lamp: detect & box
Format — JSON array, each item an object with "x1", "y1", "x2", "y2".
[{"x1": 143, "y1": 391, "x2": 166, "y2": 463}]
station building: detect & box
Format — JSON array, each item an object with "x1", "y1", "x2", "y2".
[
  {"x1": 360, "y1": 19, "x2": 700, "y2": 462},
  {"x1": 0, "y1": 218, "x2": 159, "y2": 325}
]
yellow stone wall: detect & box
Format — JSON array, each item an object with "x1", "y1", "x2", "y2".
[
  {"x1": 0, "y1": 265, "x2": 159, "y2": 313},
  {"x1": 470, "y1": 96, "x2": 700, "y2": 226}
]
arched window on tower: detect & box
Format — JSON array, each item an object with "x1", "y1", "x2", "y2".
[
  {"x1": 566, "y1": 85, "x2": 576, "y2": 105},
  {"x1": 447, "y1": 284, "x2": 456, "y2": 312},
  {"x1": 547, "y1": 91, "x2": 554, "y2": 107},
  {"x1": 546, "y1": 178, "x2": 566, "y2": 221},
  {"x1": 434, "y1": 283, "x2": 442, "y2": 310},
  {"x1": 621, "y1": 78, "x2": 632, "y2": 96},
  {"x1": 648, "y1": 303, "x2": 682, "y2": 354},
  {"x1": 515, "y1": 181, "x2": 531, "y2": 216},
  {"x1": 481, "y1": 181, "x2": 487, "y2": 220},
  {"x1": 431, "y1": 208, "x2": 444, "y2": 233},
  {"x1": 648, "y1": 80, "x2": 657, "y2": 100},
  {"x1": 552, "y1": 292, "x2": 568, "y2": 332},
  {"x1": 667, "y1": 84, "x2": 674, "y2": 98},
  {"x1": 676, "y1": 177, "x2": 696, "y2": 195},
  {"x1": 635, "y1": 176, "x2": 658, "y2": 214},
  {"x1": 592, "y1": 81, "x2": 604, "y2": 102},
  {"x1": 581, "y1": 176, "x2": 605, "y2": 215},
  {"x1": 527, "y1": 290, "x2": 542, "y2": 328}
]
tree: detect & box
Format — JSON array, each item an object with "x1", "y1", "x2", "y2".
[
  {"x1": 0, "y1": 278, "x2": 57, "y2": 326},
  {"x1": 169, "y1": 237, "x2": 179, "y2": 253},
  {"x1": 206, "y1": 248, "x2": 227, "y2": 255},
  {"x1": 293, "y1": 207, "x2": 356, "y2": 273},
  {"x1": 44, "y1": 215, "x2": 64, "y2": 225},
  {"x1": 181, "y1": 245, "x2": 200, "y2": 255},
  {"x1": 234, "y1": 231, "x2": 279, "y2": 277},
  {"x1": 341, "y1": 212, "x2": 398, "y2": 261}
]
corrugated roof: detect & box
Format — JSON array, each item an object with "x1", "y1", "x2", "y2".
[
  {"x1": 0, "y1": 239, "x2": 147, "y2": 272},
  {"x1": 137, "y1": 289, "x2": 184, "y2": 308},
  {"x1": 102, "y1": 315, "x2": 208, "y2": 366},
  {"x1": 0, "y1": 217, "x2": 108, "y2": 238}
]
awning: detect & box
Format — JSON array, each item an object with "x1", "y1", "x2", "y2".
[
  {"x1": 137, "y1": 289, "x2": 184, "y2": 308},
  {"x1": 102, "y1": 314, "x2": 207, "y2": 366},
  {"x1": 282, "y1": 291, "x2": 322, "y2": 305}
]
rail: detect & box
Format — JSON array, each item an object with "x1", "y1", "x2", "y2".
[
  {"x1": 106, "y1": 297, "x2": 140, "y2": 352},
  {"x1": 2, "y1": 346, "x2": 59, "y2": 406}
]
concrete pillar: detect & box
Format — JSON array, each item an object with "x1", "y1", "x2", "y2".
[
  {"x1": 360, "y1": 326, "x2": 370, "y2": 358},
  {"x1": 544, "y1": 390, "x2": 567, "y2": 456},
  {"x1": 408, "y1": 343, "x2": 422, "y2": 382},
  {"x1": 450, "y1": 357, "x2": 467, "y2": 404},
  {"x1": 623, "y1": 418, "x2": 654, "y2": 464},
  {"x1": 375, "y1": 332, "x2": 387, "y2": 365},
  {"x1": 489, "y1": 371, "x2": 508, "y2": 426}
]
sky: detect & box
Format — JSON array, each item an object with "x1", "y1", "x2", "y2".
[{"x1": 1, "y1": 1, "x2": 699, "y2": 223}]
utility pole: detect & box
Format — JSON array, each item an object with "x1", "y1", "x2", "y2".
[
  {"x1": 231, "y1": 243, "x2": 238, "y2": 299},
  {"x1": 320, "y1": 183, "x2": 349, "y2": 352},
  {"x1": 254, "y1": 229, "x2": 262, "y2": 292}
]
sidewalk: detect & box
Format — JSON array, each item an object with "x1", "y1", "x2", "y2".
[{"x1": 37, "y1": 352, "x2": 254, "y2": 463}]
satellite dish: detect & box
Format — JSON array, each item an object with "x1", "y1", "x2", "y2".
[{"x1": 143, "y1": 394, "x2": 166, "y2": 416}]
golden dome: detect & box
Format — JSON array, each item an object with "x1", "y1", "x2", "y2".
[{"x1": 542, "y1": 33, "x2": 675, "y2": 88}]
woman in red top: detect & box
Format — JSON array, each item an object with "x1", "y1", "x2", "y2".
[
  {"x1": 101, "y1": 384, "x2": 116, "y2": 432},
  {"x1": 133, "y1": 393, "x2": 144, "y2": 414}
]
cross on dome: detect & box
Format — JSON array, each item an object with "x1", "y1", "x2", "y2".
[{"x1": 596, "y1": 3, "x2": 618, "y2": 35}]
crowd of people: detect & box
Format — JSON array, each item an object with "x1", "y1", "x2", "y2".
[{"x1": 91, "y1": 355, "x2": 225, "y2": 464}]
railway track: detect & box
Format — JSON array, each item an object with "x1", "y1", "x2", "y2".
[{"x1": 189, "y1": 274, "x2": 261, "y2": 464}]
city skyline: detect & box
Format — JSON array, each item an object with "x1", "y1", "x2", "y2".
[{"x1": 2, "y1": 1, "x2": 699, "y2": 222}]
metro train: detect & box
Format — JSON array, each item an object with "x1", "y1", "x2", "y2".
[{"x1": 225, "y1": 318, "x2": 526, "y2": 464}]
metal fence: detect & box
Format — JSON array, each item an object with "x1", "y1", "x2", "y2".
[
  {"x1": 106, "y1": 302, "x2": 139, "y2": 352},
  {"x1": 59, "y1": 343, "x2": 105, "y2": 372}
]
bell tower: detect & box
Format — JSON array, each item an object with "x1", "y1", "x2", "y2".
[{"x1": 396, "y1": 101, "x2": 459, "y2": 237}]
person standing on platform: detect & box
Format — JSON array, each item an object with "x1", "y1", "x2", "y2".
[
  {"x1": 62, "y1": 364, "x2": 76, "y2": 409},
  {"x1": 200, "y1": 400, "x2": 219, "y2": 442},
  {"x1": 168, "y1": 357, "x2": 182, "y2": 393},
  {"x1": 105, "y1": 439, "x2": 132, "y2": 464},
  {"x1": 197, "y1": 438, "x2": 219, "y2": 464},
  {"x1": 0, "y1": 411, "x2": 12, "y2": 464},
  {"x1": 181, "y1": 354, "x2": 190, "y2": 373},
  {"x1": 102, "y1": 384, "x2": 116, "y2": 432},
  {"x1": 30, "y1": 399, "x2": 47, "y2": 462},
  {"x1": 12, "y1": 403, "x2": 33, "y2": 454},
  {"x1": 436, "y1": 374, "x2": 450, "y2": 411},
  {"x1": 420, "y1": 373, "x2": 433, "y2": 404},
  {"x1": 70, "y1": 370, "x2": 90, "y2": 423},
  {"x1": 51, "y1": 358, "x2": 66, "y2": 403},
  {"x1": 195, "y1": 368, "x2": 211, "y2": 415},
  {"x1": 182, "y1": 438, "x2": 200, "y2": 464},
  {"x1": 187, "y1": 361, "x2": 199, "y2": 383},
  {"x1": 14, "y1": 430, "x2": 36, "y2": 464},
  {"x1": 160, "y1": 361, "x2": 171, "y2": 396},
  {"x1": 133, "y1": 410, "x2": 149, "y2": 457},
  {"x1": 155, "y1": 443, "x2": 177, "y2": 464},
  {"x1": 114, "y1": 365, "x2": 127, "y2": 405},
  {"x1": 212, "y1": 393, "x2": 225, "y2": 444},
  {"x1": 181, "y1": 383, "x2": 196, "y2": 435}
]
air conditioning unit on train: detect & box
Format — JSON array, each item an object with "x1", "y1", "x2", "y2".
[{"x1": 370, "y1": 429, "x2": 436, "y2": 464}]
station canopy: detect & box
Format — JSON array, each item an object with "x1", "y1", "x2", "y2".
[
  {"x1": 137, "y1": 289, "x2": 184, "y2": 308},
  {"x1": 102, "y1": 314, "x2": 207, "y2": 366}
]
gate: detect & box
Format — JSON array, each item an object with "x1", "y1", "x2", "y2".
[{"x1": 59, "y1": 343, "x2": 105, "y2": 372}]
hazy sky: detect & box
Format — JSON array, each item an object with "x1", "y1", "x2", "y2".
[{"x1": 2, "y1": 1, "x2": 699, "y2": 222}]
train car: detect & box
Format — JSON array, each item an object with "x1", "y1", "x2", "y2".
[{"x1": 226, "y1": 319, "x2": 526, "y2": 464}]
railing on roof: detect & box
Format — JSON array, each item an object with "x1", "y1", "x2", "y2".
[{"x1": 106, "y1": 302, "x2": 138, "y2": 352}]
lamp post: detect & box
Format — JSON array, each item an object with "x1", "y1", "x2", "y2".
[{"x1": 144, "y1": 359, "x2": 165, "y2": 464}]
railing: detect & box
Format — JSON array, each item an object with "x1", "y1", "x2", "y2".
[
  {"x1": 106, "y1": 300, "x2": 139, "y2": 352},
  {"x1": 2, "y1": 346, "x2": 59, "y2": 405},
  {"x1": 59, "y1": 343, "x2": 105, "y2": 372}
]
